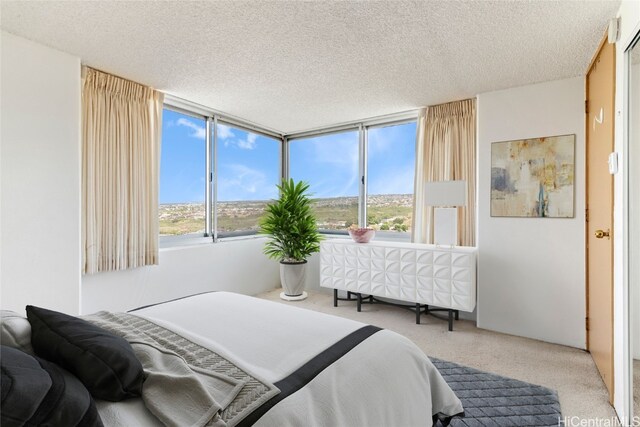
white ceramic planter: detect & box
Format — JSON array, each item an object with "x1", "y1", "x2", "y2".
[{"x1": 279, "y1": 260, "x2": 307, "y2": 300}]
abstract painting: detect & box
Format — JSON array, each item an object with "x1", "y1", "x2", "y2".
[{"x1": 491, "y1": 134, "x2": 575, "y2": 218}]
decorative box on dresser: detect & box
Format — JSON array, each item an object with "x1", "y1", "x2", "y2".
[{"x1": 319, "y1": 239, "x2": 477, "y2": 331}]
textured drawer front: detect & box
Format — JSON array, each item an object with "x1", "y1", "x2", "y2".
[{"x1": 319, "y1": 240, "x2": 476, "y2": 311}]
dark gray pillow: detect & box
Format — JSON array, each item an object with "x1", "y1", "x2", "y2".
[
  {"x1": 1, "y1": 345, "x2": 103, "y2": 426},
  {"x1": 1, "y1": 310, "x2": 34, "y2": 354},
  {"x1": 26, "y1": 305, "x2": 144, "y2": 401}
]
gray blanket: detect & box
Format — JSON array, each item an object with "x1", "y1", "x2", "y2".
[{"x1": 84, "y1": 312, "x2": 279, "y2": 427}]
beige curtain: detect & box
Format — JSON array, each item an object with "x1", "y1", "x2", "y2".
[
  {"x1": 82, "y1": 67, "x2": 164, "y2": 274},
  {"x1": 412, "y1": 98, "x2": 476, "y2": 246}
]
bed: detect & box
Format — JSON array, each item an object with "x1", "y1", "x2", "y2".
[{"x1": 2, "y1": 291, "x2": 464, "y2": 427}]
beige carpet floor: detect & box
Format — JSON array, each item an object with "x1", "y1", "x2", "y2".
[{"x1": 257, "y1": 289, "x2": 616, "y2": 420}]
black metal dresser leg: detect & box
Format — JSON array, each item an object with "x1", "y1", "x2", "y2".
[{"x1": 329, "y1": 291, "x2": 458, "y2": 332}]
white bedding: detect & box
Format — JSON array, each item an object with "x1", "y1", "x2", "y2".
[{"x1": 96, "y1": 291, "x2": 463, "y2": 426}]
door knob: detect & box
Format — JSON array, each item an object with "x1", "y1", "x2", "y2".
[{"x1": 594, "y1": 229, "x2": 610, "y2": 239}]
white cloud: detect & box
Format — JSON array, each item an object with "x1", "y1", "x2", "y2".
[
  {"x1": 309, "y1": 133, "x2": 358, "y2": 166},
  {"x1": 289, "y1": 132, "x2": 361, "y2": 198},
  {"x1": 176, "y1": 118, "x2": 205, "y2": 140},
  {"x1": 312, "y1": 135, "x2": 359, "y2": 197},
  {"x1": 174, "y1": 120, "x2": 255, "y2": 149},
  {"x1": 368, "y1": 132, "x2": 392, "y2": 155},
  {"x1": 218, "y1": 163, "x2": 277, "y2": 201},
  {"x1": 223, "y1": 131, "x2": 258, "y2": 150},
  {"x1": 237, "y1": 133, "x2": 257, "y2": 149},
  {"x1": 368, "y1": 125, "x2": 409, "y2": 155},
  {"x1": 217, "y1": 124, "x2": 234, "y2": 140}
]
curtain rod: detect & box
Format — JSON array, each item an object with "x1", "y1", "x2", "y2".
[
  {"x1": 427, "y1": 97, "x2": 477, "y2": 109},
  {"x1": 81, "y1": 65, "x2": 156, "y2": 90}
]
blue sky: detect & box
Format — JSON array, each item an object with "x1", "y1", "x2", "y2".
[
  {"x1": 160, "y1": 109, "x2": 416, "y2": 203},
  {"x1": 290, "y1": 123, "x2": 417, "y2": 198}
]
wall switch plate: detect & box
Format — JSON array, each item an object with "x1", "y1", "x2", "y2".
[{"x1": 608, "y1": 152, "x2": 618, "y2": 174}]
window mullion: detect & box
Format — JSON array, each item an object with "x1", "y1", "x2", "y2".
[
  {"x1": 359, "y1": 124, "x2": 367, "y2": 228},
  {"x1": 205, "y1": 117, "x2": 212, "y2": 237},
  {"x1": 282, "y1": 137, "x2": 289, "y2": 182},
  {"x1": 212, "y1": 115, "x2": 219, "y2": 242}
]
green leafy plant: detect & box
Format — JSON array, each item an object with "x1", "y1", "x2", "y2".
[{"x1": 260, "y1": 179, "x2": 322, "y2": 262}]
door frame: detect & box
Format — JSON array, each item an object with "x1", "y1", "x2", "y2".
[
  {"x1": 624, "y1": 23, "x2": 640, "y2": 422},
  {"x1": 585, "y1": 31, "x2": 616, "y2": 404}
]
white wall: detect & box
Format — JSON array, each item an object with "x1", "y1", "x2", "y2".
[
  {"x1": 631, "y1": 62, "x2": 640, "y2": 362},
  {"x1": 81, "y1": 238, "x2": 280, "y2": 314},
  {"x1": 0, "y1": 32, "x2": 82, "y2": 315},
  {"x1": 477, "y1": 77, "x2": 586, "y2": 349},
  {"x1": 613, "y1": 0, "x2": 640, "y2": 420},
  {"x1": 0, "y1": 33, "x2": 280, "y2": 316}
]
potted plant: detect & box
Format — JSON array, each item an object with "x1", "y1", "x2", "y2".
[{"x1": 260, "y1": 179, "x2": 322, "y2": 301}]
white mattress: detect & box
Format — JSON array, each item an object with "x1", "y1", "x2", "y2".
[{"x1": 96, "y1": 291, "x2": 462, "y2": 426}]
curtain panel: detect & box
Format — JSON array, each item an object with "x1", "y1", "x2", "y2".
[
  {"x1": 82, "y1": 67, "x2": 164, "y2": 274},
  {"x1": 412, "y1": 98, "x2": 476, "y2": 246}
]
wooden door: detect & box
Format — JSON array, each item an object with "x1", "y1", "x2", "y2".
[{"x1": 586, "y1": 37, "x2": 615, "y2": 403}]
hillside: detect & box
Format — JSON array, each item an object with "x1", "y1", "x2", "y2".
[{"x1": 159, "y1": 194, "x2": 413, "y2": 236}]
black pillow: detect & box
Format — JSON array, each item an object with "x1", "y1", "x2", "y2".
[
  {"x1": 26, "y1": 305, "x2": 144, "y2": 401},
  {"x1": 1, "y1": 345, "x2": 103, "y2": 427}
]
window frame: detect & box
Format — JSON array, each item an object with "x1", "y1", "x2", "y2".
[
  {"x1": 158, "y1": 105, "x2": 209, "y2": 240},
  {"x1": 159, "y1": 94, "x2": 418, "y2": 246},
  {"x1": 285, "y1": 116, "x2": 418, "y2": 240},
  {"x1": 214, "y1": 119, "x2": 283, "y2": 240},
  {"x1": 287, "y1": 126, "x2": 361, "y2": 234},
  {"x1": 159, "y1": 98, "x2": 284, "y2": 246},
  {"x1": 364, "y1": 118, "x2": 418, "y2": 241}
]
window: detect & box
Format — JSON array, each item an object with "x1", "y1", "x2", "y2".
[
  {"x1": 366, "y1": 122, "x2": 417, "y2": 237},
  {"x1": 289, "y1": 130, "x2": 359, "y2": 231},
  {"x1": 159, "y1": 106, "x2": 282, "y2": 242},
  {"x1": 288, "y1": 121, "x2": 416, "y2": 240},
  {"x1": 158, "y1": 99, "x2": 417, "y2": 245},
  {"x1": 216, "y1": 123, "x2": 280, "y2": 237},
  {"x1": 159, "y1": 109, "x2": 206, "y2": 236}
]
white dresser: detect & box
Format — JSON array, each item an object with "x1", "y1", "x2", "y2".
[{"x1": 320, "y1": 239, "x2": 477, "y2": 329}]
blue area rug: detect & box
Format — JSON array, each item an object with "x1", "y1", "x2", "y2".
[{"x1": 431, "y1": 358, "x2": 562, "y2": 427}]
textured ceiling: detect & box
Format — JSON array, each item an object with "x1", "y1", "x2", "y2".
[{"x1": 0, "y1": 0, "x2": 620, "y2": 134}]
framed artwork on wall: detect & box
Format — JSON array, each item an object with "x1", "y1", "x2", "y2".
[{"x1": 490, "y1": 134, "x2": 575, "y2": 218}]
